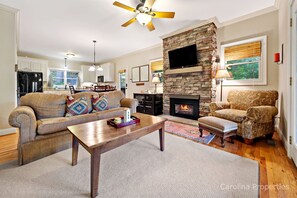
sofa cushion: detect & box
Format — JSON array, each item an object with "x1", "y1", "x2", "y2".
[
  {"x1": 72, "y1": 92, "x2": 99, "y2": 113},
  {"x1": 37, "y1": 108, "x2": 126, "y2": 135},
  {"x1": 105, "y1": 91, "x2": 125, "y2": 108},
  {"x1": 92, "y1": 95, "x2": 109, "y2": 112},
  {"x1": 66, "y1": 96, "x2": 89, "y2": 117},
  {"x1": 227, "y1": 90, "x2": 278, "y2": 110},
  {"x1": 212, "y1": 109, "x2": 247, "y2": 123},
  {"x1": 20, "y1": 93, "x2": 67, "y2": 119}
]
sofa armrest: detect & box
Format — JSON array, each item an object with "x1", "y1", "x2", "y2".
[
  {"x1": 8, "y1": 106, "x2": 37, "y2": 144},
  {"x1": 246, "y1": 106, "x2": 278, "y2": 123},
  {"x1": 120, "y1": 98, "x2": 139, "y2": 113},
  {"x1": 209, "y1": 102, "x2": 230, "y2": 114}
]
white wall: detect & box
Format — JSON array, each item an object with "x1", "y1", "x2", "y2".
[
  {"x1": 108, "y1": 45, "x2": 163, "y2": 98},
  {"x1": 278, "y1": 0, "x2": 291, "y2": 152},
  {"x1": 0, "y1": 5, "x2": 17, "y2": 131},
  {"x1": 217, "y1": 11, "x2": 279, "y2": 101}
]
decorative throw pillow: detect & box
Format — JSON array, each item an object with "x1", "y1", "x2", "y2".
[
  {"x1": 92, "y1": 95, "x2": 109, "y2": 112},
  {"x1": 66, "y1": 96, "x2": 89, "y2": 117}
]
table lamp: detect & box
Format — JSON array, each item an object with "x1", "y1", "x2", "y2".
[
  {"x1": 215, "y1": 69, "x2": 231, "y2": 101},
  {"x1": 152, "y1": 75, "x2": 161, "y2": 93}
]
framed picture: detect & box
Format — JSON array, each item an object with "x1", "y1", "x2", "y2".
[
  {"x1": 132, "y1": 67, "x2": 140, "y2": 82},
  {"x1": 140, "y1": 65, "x2": 149, "y2": 82}
]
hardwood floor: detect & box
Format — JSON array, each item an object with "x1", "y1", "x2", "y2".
[{"x1": 0, "y1": 130, "x2": 296, "y2": 197}]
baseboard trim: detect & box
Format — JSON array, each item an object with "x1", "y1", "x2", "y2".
[
  {"x1": 276, "y1": 126, "x2": 289, "y2": 154},
  {"x1": 0, "y1": 128, "x2": 16, "y2": 136}
]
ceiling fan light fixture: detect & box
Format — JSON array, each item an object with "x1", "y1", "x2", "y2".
[{"x1": 136, "y1": 13, "x2": 152, "y2": 25}]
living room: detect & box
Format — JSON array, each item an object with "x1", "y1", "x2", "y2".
[{"x1": 0, "y1": 0, "x2": 296, "y2": 197}]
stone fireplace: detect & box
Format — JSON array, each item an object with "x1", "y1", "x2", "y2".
[
  {"x1": 162, "y1": 22, "x2": 217, "y2": 117},
  {"x1": 170, "y1": 95, "x2": 200, "y2": 120}
]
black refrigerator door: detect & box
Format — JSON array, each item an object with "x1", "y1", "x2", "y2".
[
  {"x1": 17, "y1": 71, "x2": 43, "y2": 97},
  {"x1": 28, "y1": 72, "x2": 43, "y2": 93}
]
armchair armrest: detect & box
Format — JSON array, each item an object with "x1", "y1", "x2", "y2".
[
  {"x1": 246, "y1": 106, "x2": 278, "y2": 123},
  {"x1": 120, "y1": 98, "x2": 139, "y2": 113},
  {"x1": 209, "y1": 102, "x2": 230, "y2": 114},
  {"x1": 8, "y1": 106, "x2": 37, "y2": 144}
]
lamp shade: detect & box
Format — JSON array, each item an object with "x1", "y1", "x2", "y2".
[
  {"x1": 152, "y1": 76, "x2": 161, "y2": 83},
  {"x1": 215, "y1": 69, "x2": 231, "y2": 79},
  {"x1": 136, "y1": 13, "x2": 152, "y2": 25}
]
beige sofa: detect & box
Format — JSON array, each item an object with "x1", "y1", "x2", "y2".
[
  {"x1": 209, "y1": 90, "x2": 278, "y2": 143},
  {"x1": 9, "y1": 91, "x2": 138, "y2": 165}
]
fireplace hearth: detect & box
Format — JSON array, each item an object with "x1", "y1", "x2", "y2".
[{"x1": 170, "y1": 95, "x2": 200, "y2": 120}]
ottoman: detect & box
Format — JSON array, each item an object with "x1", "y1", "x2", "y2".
[{"x1": 198, "y1": 116, "x2": 237, "y2": 147}]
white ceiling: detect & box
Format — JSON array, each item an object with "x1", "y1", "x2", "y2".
[{"x1": 0, "y1": 0, "x2": 276, "y2": 62}]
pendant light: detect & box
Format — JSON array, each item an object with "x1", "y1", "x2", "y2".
[
  {"x1": 64, "y1": 57, "x2": 68, "y2": 68},
  {"x1": 88, "y1": 40, "x2": 103, "y2": 71}
]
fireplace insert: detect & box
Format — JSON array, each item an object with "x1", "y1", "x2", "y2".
[{"x1": 170, "y1": 96, "x2": 200, "y2": 120}]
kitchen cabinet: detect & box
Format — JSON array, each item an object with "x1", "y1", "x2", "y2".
[
  {"x1": 96, "y1": 62, "x2": 115, "y2": 82},
  {"x1": 18, "y1": 57, "x2": 48, "y2": 81},
  {"x1": 81, "y1": 65, "x2": 96, "y2": 83}
]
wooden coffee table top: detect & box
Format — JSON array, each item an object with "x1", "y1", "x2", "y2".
[{"x1": 67, "y1": 113, "x2": 167, "y2": 149}]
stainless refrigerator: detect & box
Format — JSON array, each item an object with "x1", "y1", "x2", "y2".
[{"x1": 17, "y1": 71, "x2": 43, "y2": 100}]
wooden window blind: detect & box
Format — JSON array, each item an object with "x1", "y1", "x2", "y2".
[
  {"x1": 224, "y1": 41, "x2": 261, "y2": 61},
  {"x1": 151, "y1": 60, "x2": 163, "y2": 71}
]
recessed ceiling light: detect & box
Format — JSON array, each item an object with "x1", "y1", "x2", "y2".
[{"x1": 66, "y1": 52, "x2": 75, "y2": 57}]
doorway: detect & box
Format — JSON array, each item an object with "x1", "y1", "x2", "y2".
[
  {"x1": 291, "y1": 0, "x2": 297, "y2": 165},
  {"x1": 119, "y1": 70, "x2": 127, "y2": 96}
]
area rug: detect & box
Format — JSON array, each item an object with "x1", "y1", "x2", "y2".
[
  {"x1": 0, "y1": 132, "x2": 259, "y2": 198},
  {"x1": 165, "y1": 120, "x2": 215, "y2": 144}
]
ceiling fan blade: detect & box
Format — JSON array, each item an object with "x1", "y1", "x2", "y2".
[
  {"x1": 144, "y1": 0, "x2": 156, "y2": 9},
  {"x1": 152, "y1": 11, "x2": 175, "y2": 18},
  {"x1": 146, "y1": 21, "x2": 155, "y2": 31},
  {"x1": 113, "y1": 1, "x2": 136, "y2": 12},
  {"x1": 122, "y1": 18, "x2": 137, "y2": 27}
]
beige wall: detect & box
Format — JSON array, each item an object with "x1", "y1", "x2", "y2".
[
  {"x1": 217, "y1": 11, "x2": 279, "y2": 101},
  {"x1": 108, "y1": 45, "x2": 163, "y2": 98},
  {"x1": 278, "y1": 0, "x2": 291, "y2": 151},
  {"x1": 0, "y1": 5, "x2": 17, "y2": 131}
]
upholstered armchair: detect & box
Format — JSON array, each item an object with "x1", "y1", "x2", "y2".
[{"x1": 209, "y1": 90, "x2": 278, "y2": 143}]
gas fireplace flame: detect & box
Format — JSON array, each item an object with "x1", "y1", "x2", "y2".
[{"x1": 180, "y1": 105, "x2": 190, "y2": 111}]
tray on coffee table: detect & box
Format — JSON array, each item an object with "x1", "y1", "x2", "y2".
[{"x1": 107, "y1": 116, "x2": 140, "y2": 128}]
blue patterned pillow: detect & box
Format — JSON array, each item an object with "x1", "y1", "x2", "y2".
[
  {"x1": 92, "y1": 95, "x2": 109, "y2": 112},
  {"x1": 66, "y1": 96, "x2": 89, "y2": 117}
]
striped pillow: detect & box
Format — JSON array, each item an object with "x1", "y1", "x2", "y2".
[
  {"x1": 92, "y1": 95, "x2": 109, "y2": 112},
  {"x1": 65, "y1": 96, "x2": 89, "y2": 117}
]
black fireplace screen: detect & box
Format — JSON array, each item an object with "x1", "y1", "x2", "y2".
[{"x1": 170, "y1": 97, "x2": 199, "y2": 120}]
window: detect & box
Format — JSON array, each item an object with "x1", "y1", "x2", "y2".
[
  {"x1": 221, "y1": 36, "x2": 267, "y2": 85},
  {"x1": 49, "y1": 69, "x2": 80, "y2": 88}
]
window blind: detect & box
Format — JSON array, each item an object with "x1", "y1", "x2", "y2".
[
  {"x1": 151, "y1": 60, "x2": 163, "y2": 71},
  {"x1": 224, "y1": 41, "x2": 261, "y2": 61}
]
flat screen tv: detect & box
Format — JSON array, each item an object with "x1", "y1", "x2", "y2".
[{"x1": 168, "y1": 44, "x2": 198, "y2": 69}]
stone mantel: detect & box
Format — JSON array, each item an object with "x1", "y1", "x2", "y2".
[{"x1": 162, "y1": 22, "x2": 217, "y2": 117}]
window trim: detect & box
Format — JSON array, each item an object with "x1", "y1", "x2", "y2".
[
  {"x1": 220, "y1": 35, "x2": 267, "y2": 86},
  {"x1": 49, "y1": 68, "x2": 80, "y2": 88}
]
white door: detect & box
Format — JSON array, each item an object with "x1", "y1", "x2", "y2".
[{"x1": 291, "y1": 0, "x2": 297, "y2": 165}]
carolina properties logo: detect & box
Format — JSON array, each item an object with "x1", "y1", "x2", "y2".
[{"x1": 220, "y1": 183, "x2": 289, "y2": 191}]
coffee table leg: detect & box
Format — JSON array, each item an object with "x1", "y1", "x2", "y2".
[
  {"x1": 159, "y1": 125, "x2": 165, "y2": 151},
  {"x1": 72, "y1": 136, "x2": 78, "y2": 166},
  {"x1": 91, "y1": 147, "x2": 101, "y2": 198}
]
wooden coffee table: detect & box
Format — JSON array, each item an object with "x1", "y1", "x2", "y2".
[{"x1": 67, "y1": 113, "x2": 167, "y2": 198}]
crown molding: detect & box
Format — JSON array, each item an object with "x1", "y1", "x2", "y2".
[
  {"x1": 0, "y1": 3, "x2": 18, "y2": 13},
  {"x1": 221, "y1": 6, "x2": 278, "y2": 27},
  {"x1": 274, "y1": 0, "x2": 280, "y2": 9},
  {"x1": 101, "y1": 43, "x2": 163, "y2": 63},
  {"x1": 160, "y1": 17, "x2": 221, "y2": 40}
]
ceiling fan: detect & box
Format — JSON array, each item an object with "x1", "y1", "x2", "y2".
[{"x1": 113, "y1": 0, "x2": 175, "y2": 31}]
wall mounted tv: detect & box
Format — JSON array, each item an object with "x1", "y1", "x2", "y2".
[{"x1": 168, "y1": 44, "x2": 198, "y2": 69}]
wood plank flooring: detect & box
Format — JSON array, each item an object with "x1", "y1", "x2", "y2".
[{"x1": 0, "y1": 129, "x2": 296, "y2": 197}]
